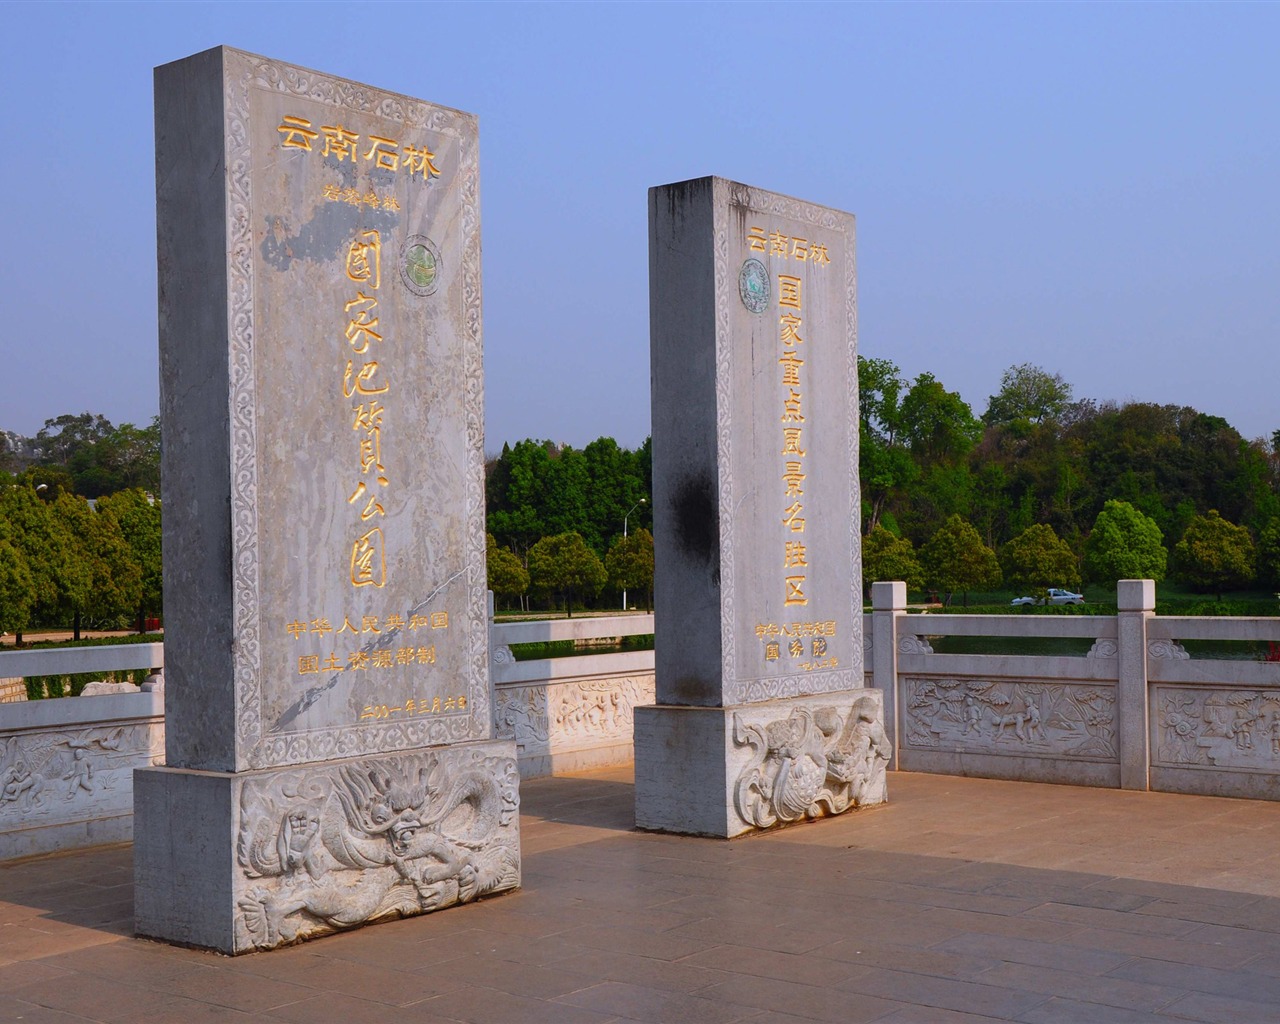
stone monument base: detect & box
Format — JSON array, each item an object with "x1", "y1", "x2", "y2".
[
  {"x1": 134, "y1": 738, "x2": 520, "y2": 953},
  {"x1": 634, "y1": 690, "x2": 890, "y2": 838}
]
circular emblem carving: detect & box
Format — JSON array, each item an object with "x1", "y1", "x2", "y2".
[
  {"x1": 739, "y1": 258, "x2": 770, "y2": 314},
  {"x1": 400, "y1": 235, "x2": 441, "y2": 296}
]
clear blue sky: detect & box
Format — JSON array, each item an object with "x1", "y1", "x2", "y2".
[{"x1": 4, "y1": 2, "x2": 1277, "y2": 451}]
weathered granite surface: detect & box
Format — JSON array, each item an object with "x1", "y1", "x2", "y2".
[
  {"x1": 138, "y1": 45, "x2": 513, "y2": 951},
  {"x1": 636, "y1": 177, "x2": 883, "y2": 836}
]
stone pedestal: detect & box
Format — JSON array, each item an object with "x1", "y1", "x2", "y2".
[
  {"x1": 135, "y1": 739, "x2": 518, "y2": 952},
  {"x1": 635, "y1": 178, "x2": 887, "y2": 836},
  {"x1": 138, "y1": 47, "x2": 515, "y2": 951},
  {"x1": 635, "y1": 690, "x2": 888, "y2": 838}
]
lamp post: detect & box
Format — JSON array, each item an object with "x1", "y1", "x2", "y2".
[{"x1": 622, "y1": 498, "x2": 646, "y2": 611}]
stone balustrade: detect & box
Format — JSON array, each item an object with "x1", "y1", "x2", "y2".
[{"x1": 5, "y1": 585, "x2": 1280, "y2": 861}]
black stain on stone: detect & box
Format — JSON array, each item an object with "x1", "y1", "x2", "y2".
[
  {"x1": 260, "y1": 195, "x2": 399, "y2": 273},
  {"x1": 671, "y1": 473, "x2": 719, "y2": 585}
]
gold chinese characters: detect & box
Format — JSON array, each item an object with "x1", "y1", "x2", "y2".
[
  {"x1": 747, "y1": 226, "x2": 831, "y2": 266},
  {"x1": 277, "y1": 116, "x2": 442, "y2": 182},
  {"x1": 360, "y1": 695, "x2": 466, "y2": 722},
  {"x1": 341, "y1": 230, "x2": 391, "y2": 589}
]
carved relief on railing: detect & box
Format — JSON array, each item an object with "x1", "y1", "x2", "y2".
[
  {"x1": 898, "y1": 634, "x2": 934, "y2": 656},
  {"x1": 1148, "y1": 640, "x2": 1190, "y2": 660},
  {"x1": 551, "y1": 677, "x2": 654, "y2": 741},
  {"x1": 1087, "y1": 639, "x2": 1118, "y2": 659},
  {"x1": 902, "y1": 677, "x2": 1117, "y2": 760},
  {"x1": 494, "y1": 688, "x2": 549, "y2": 750},
  {"x1": 490, "y1": 645, "x2": 516, "y2": 666},
  {"x1": 1155, "y1": 686, "x2": 1280, "y2": 770},
  {"x1": 1, "y1": 725, "x2": 163, "y2": 827}
]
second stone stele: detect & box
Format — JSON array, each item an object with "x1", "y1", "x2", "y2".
[{"x1": 635, "y1": 177, "x2": 889, "y2": 837}]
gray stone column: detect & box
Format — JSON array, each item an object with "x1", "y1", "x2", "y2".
[
  {"x1": 871, "y1": 581, "x2": 906, "y2": 770},
  {"x1": 634, "y1": 177, "x2": 888, "y2": 838},
  {"x1": 1116, "y1": 579, "x2": 1155, "y2": 791}
]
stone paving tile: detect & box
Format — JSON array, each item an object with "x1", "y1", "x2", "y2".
[
  {"x1": 554, "y1": 980, "x2": 757, "y2": 1023},
  {"x1": 419, "y1": 984, "x2": 618, "y2": 1024},
  {"x1": 975, "y1": 960, "x2": 1183, "y2": 1013},
  {"x1": 931, "y1": 932, "x2": 1136, "y2": 975},
  {"x1": 696, "y1": 973, "x2": 908, "y2": 1023},
  {"x1": 552, "y1": 948, "x2": 728, "y2": 995},
  {"x1": 3, "y1": 1001, "x2": 106, "y2": 1023},
  {"x1": 835, "y1": 965, "x2": 1052, "y2": 1020},
  {"x1": 679, "y1": 943, "x2": 861, "y2": 988},
  {"x1": 263, "y1": 991, "x2": 458, "y2": 1024},
  {"x1": 1049, "y1": 926, "x2": 1260, "y2": 971},
  {"x1": 1014, "y1": 996, "x2": 1186, "y2": 1024},
  {"x1": 1081, "y1": 877, "x2": 1267, "y2": 909},
  {"x1": 1157, "y1": 988, "x2": 1280, "y2": 1023},
  {"x1": 0, "y1": 959, "x2": 75, "y2": 993},
  {"x1": 814, "y1": 943, "x2": 1002, "y2": 982},
  {"x1": 869, "y1": 1008, "x2": 1010, "y2": 1024},
  {"x1": 1022, "y1": 901, "x2": 1206, "y2": 937},
  {"x1": 1133, "y1": 898, "x2": 1280, "y2": 933},
  {"x1": 1108, "y1": 956, "x2": 1280, "y2": 1006},
  {"x1": 978, "y1": 877, "x2": 1156, "y2": 912}
]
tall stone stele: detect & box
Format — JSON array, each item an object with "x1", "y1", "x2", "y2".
[
  {"x1": 634, "y1": 177, "x2": 890, "y2": 838},
  {"x1": 134, "y1": 47, "x2": 519, "y2": 953}
]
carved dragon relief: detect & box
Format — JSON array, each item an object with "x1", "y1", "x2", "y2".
[
  {"x1": 733, "y1": 695, "x2": 891, "y2": 829},
  {"x1": 902, "y1": 677, "x2": 1117, "y2": 760},
  {"x1": 234, "y1": 748, "x2": 519, "y2": 949}
]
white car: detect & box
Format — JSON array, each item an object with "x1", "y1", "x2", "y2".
[{"x1": 1011, "y1": 588, "x2": 1085, "y2": 606}]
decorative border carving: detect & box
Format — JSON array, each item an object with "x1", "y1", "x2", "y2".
[
  {"x1": 224, "y1": 51, "x2": 488, "y2": 769},
  {"x1": 902, "y1": 676, "x2": 1117, "y2": 761}
]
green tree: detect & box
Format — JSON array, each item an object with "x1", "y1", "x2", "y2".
[
  {"x1": 983, "y1": 363, "x2": 1072, "y2": 427},
  {"x1": 50, "y1": 493, "x2": 142, "y2": 639},
  {"x1": 999, "y1": 523, "x2": 1081, "y2": 596},
  {"x1": 527, "y1": 532, "x2": 607, "y2": 617},
  {"x1": 606, "y1": 528, "x2": 654, "y2": 611},
  {"x1": 96, "y1": 488, "x2": 163, "y2": 630},
  {"x1": 1083, "y1": 500, "x2": 1167, "y2": 585},
  {"x1": 861, "y1": 525, "x2": 925, "y2": 598},
  {"x1": 1258, "y1": 517, "x2": 1280, "y2": 591},
  {"x1": 858, "y1": 356, "x2": 918, "y2": 534},
  {"x1": 0, "y1": 535, "x2": 34, "y2": 638},
  {"x1": 1173, "y1": 510, "x2": 1256, "y2": 598},
  {"x1": 0, "y1": 484, "x2": 79, "y2": 642},
  {"x1": 920, "y1": 515, "x2": 1002, "y2": 606},
  {"x1": 486, "y1": 533, "x2": 529, "y2": 610}
]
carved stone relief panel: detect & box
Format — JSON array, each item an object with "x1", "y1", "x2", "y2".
[
  {"x1": 902, "y1": 676, "x2": 1118, "y2": 761},
  {"x1": 549, "y1": 676, "x2": 655, "y2": 744},
  {"x1": 235, "y1": 746, "x2": 519, "y2": 951},
  {"x1": 1, "y1": 723, "x2": 164, "y2": 834},
  {"x1": 1154, "y1": 686, "x2": 1280, "y2": 770},
  {"x1": 493, "y1": 687, "x2": 549, "y2": 756},
  {"x1": 733, "y1": 693, "x2": 891, "y2": 830}
]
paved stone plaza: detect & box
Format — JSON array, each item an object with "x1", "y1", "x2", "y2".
[{"x1": 5, "y1": 769, "x2": 1280, "y2": 1022}]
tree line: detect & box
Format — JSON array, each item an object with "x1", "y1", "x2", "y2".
[{"x1": 4, "y1": 362, "x2": 1279, "y2": 634}]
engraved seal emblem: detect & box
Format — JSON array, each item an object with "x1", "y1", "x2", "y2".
[
  {"x1": 400, "y1": 235, "x2": 441, "y2": 296},
  {"x1": 738, "y1": 258, "x2": 770, "y2": 314}
]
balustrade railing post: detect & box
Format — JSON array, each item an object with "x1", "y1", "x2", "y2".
[
  {"x1": 1117, "y1": 579, "x2": 1155, "y2": 790},
  {"x1": 871, "y1": 581, "x2": 907, "y2": 770}
]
